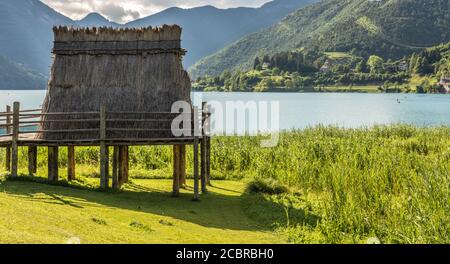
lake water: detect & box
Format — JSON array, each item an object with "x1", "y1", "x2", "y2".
[{"x1": 1, "y1": 91, "x2": 449, "y2": 134}]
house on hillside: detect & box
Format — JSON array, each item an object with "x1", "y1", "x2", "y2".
[
  {"x1": 398, "y1": 60, "x2": 408, "y2": 72},
  {"x1": 320, "y1": 60, "x2": 332, "y2": 73},
  {"x1": 439, "y1": 76, "x2": 450, "y2": 93},
  {"x1": 262, "y1": 62, "x2": 271, "y2": 70}
]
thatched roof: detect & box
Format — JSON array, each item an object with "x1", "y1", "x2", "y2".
[{"x1": 39, "y1": 25, "x2": 191, "y2": 140}]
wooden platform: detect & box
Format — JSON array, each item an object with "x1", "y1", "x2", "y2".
[
  {"x1": 0, "y1": 133, "x2": 196, "y2": 146},
  {"x1": 1, "y1": 102, "x2": 211, "y2": 200}
]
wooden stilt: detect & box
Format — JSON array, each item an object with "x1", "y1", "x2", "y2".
[
  {"x1": 193, "y1": 137, "x2": 200, "y2": 201},
  {"x1": 48, "y1": 146, "x2": 59, "y2": 181},
  {"x1": 172, "y1": 145, "x2": 180, "y2": 197},
  {"x1": 201, "y1": 102, "x2": 208, "y2": 193},
  {"x1": 28, "y1": 146, "x2": 37, "y2": 175},
  {"x1": 112, "y1": 146, "x2": 119, "y2": 189},
  {"x1": 5, "y1": 105, "x2": 11, "y2": 172},
  {"x1": 67, "y1": 146, "x2": 75, "y2": 181},
  {"x1": 99, "y1": 143, "x2": 109, "y2": 188},
  {"x1": 99, "y1": 105, "x2": 109, "y2": 189},
  {"x1": 118, "y1": 146, "x2": 129, "y2": 186},
  {"x1": 180, "y1": 145, "x2": 186, "y2": 188},
  {"x1": 11, "y1": 102, "x2": 19, "y2": 177},
  {"x1": 5, "y1": 147, "x2": 10, "y2": 172},
  {"x1": 201, "y1": 135, "x2": 207, "y2": 194},
  {"x1": 123, "y1": 146, "x2": 129, "y2": 183},
  {"x1": 206, "y1": 136, "x2": 212, "y2": 186}
]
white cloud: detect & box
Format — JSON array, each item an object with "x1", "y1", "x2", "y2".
[{"x1": 41, "y1": 0, "x2": 271, "y2": 23}]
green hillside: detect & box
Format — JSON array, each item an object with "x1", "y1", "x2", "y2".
[
  {"x1": 0, "y1": 55, "x2": 47, "y2": 90},
  {"x1": 193, "y1": 41, "x2": 450, "y2": 93},
  {"x1": 190, "y1": 0, "x2": 450, "y2": 78}
]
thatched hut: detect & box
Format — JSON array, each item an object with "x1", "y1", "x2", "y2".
[{"x1": 39, "y1": 25, "x2": 191, "y2": 140}]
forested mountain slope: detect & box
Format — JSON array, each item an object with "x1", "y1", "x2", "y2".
[{"x1": 190, "y1": 0, "x2": 450, "y2": 78}]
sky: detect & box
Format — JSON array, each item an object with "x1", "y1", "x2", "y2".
[{"x1": 41, "y1": 0, "x2": 272, "y2": 23}]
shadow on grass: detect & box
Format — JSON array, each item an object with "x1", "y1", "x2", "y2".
[{"x1": 1, "y1": 175, "x2": 319, "y2": 232}]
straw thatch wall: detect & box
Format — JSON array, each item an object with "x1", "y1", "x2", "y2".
[{"x1": 39, "y1": 25, "x2": 191, "y2": 140}]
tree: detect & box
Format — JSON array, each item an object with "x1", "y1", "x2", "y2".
[
  {"x1": 355, "y1": 60, "x2": 367, "y2": 73},
  {"x1": 272, "y1": 67, "x2": 281, "y2": 75},
  {"x1": 367, "y1": 55, "x2": 384, "y2": 74},
  {"x1": 253, "y1": 57, "x2": 261, "y2": 70}
]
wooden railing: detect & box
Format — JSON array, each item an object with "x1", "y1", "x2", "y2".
[
  {"x1": 0, "y1": 102, "x2": 211, "y2": 199},
  {"x1": 0, "y1": 102, "x2": 206, "y2": 143}
]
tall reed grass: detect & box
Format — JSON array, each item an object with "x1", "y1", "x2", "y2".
[{"x1": 0, "y1": 125, "x2": 448, "y2": 243}]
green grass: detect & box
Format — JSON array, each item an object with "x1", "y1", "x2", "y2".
[
  {"x1": 319, "y1": 85, "x2": 380, "y2": 93},
  {"x1": 324, "y1": 52, "x2": 354, "y2": 59},
  {"x1": 0, "y1": 125, "x2": 449, "y2": 243},
  {"x1": 0, "y1": 178, "x2": 282, "y2": 244}
]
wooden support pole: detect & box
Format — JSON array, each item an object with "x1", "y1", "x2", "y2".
[
  {"x1": 99, "y1": 144, "x2": 109, "y2": 188},
  {"x1": 201, "y1": 102, "x2": 208, "y2": 193},
  {"x1": 123, "y1": 146, "x2": 129, "y2": 183},
  {"x1": 5, "y1": 147, "x2": 10, "y2": 172},
  {"x1": 172, "y1": 145, "x2": 180, "y2": 197},
  {"x1": 99, "y1": 105, "x2": 109, "y2": 189},
  {"x1": 67, "y1": 146, "x2": 75, "y2": 181},
  {"x1": 28, "y1": 146, "x2": 37, "y2": 175},
  {"x1": 203, "y1": 102, "x2": 212, "y2": 186},
  {"x1": 112, "y1": 146, "x2": 119, "y2": 189},
  {"x1": 118, "y1": 146, "x2": 129, "y2": 186},
  {"x1": 206, "y1": 136, "x2": 211, "y2": 186},
  {"x1": 201, "y1": 139, "x2": 207, "y2": 193},
  {"x1": 48, "y1": 146, "x2": 59, "y2": 181},
  {"x1": 193, "y1": 137, "x2": 200, "y2": 201},
  {"x1": 5, "y1": 105, "x2": 11, "y2": 172},
  {"x1": 193, "y1": 106, "x2": 200, "y2": 201},
  {"x1": 180, "y1": 145, "x2": 186, "y2": 188},
  {"x1": 11, "y1": 102, "x2": 19, "y2": 177}
]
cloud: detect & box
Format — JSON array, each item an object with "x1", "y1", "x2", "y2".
[
  {"x1": 41, "y1": 0, "x2": 271, "y2": 23},
  {"x1": 98, "y1": 4, "x2": 141, "y2": 23}
]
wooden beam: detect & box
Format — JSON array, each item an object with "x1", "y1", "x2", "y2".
[
  {"x1": 193, "y1": 106, "x2": 200, "y2": 201},
  {"x1": 201, "y1": 102, "x2": 208, "y2": 193},
  {"x1": 99, "y1": 144, "x2": 109, "y2": 188},
  {"x1": 11, "y1": 102, "x2": 20, "y2": 177},
  {"x1": 123, "y1": 146, "x2": 129, "y2": 183},
  {"x1": 5, "y1": 105, "x2": 11, "y2": 172},
  {"x1": 201, "y1": 135, "x2": 207, "y2": 194},
  {"x1": 67, "y1": 146, "x2": 75, "y2": 181},
  {"x1": 5, "y1": 147, "x2": 10, "y2": 172},
  {"x1": 118, "y1": 146, "x2": 129, "y2": 186},
  {"x1": 28, "y1": 146, "x2": 37, "y2": 175},
  {"x1": 193, "y1": 137, "x2": 200, "y2": 201},
  {"x1": 180, "y1": 145, "x2": 186, "y2": 188},
  {"x1": 99, "y1": 105, "x2": 109, "y2": 189},
  {"x1": 48, "y1": 146, "x2": 59, "y2": 181},
  {"x1": 112, "y1": 146, "x2": 119, "y2": 189},
  {"x1": 206, "y1": 136, "x2": 211, "y2": 186},
  {"x1": 172, "y1": 145, "x2": 180, "y2": 197}
]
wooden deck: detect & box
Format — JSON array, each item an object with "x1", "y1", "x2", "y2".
[{"x1": 0, "y1": 133, "x2": 196, "y2": 146}]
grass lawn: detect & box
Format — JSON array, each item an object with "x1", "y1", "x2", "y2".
[
  {"x1": 319, "y1": 85, "x2": 380, "y2": 93},
  {"x1": 0, "y1": 178, "x2": 283, "y2": 244},
  {"x1": 324, "y1": 52, "x2": 353, "y2": 59}
]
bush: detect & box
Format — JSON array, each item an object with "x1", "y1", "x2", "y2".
[{"x1": 246, "y1": 178, "x2": 289, "y2": 195}]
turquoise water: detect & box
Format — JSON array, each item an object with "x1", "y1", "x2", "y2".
[{"x1": 1, "y1": 91, "x2": 449, "y2": 133}]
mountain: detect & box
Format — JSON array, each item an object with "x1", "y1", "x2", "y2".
[
  {"x1": 0, "y1": 0, "x2": 316, "y2": 84},
  {"x1": 126, "y1": 0, "x2": 317, "y2": 67},
  {"x1": 0, "y1": 0, "x2": 74, "y2": 76},
  {"x1": 76, "y1": 12, "x2": 120, "y2": 27},
  {"x1": 190, "y1": 0, "x2": 450, "y2": 78},
  {"x1": 0, "y1": 55, "x2": 47, "y2": 90}
]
